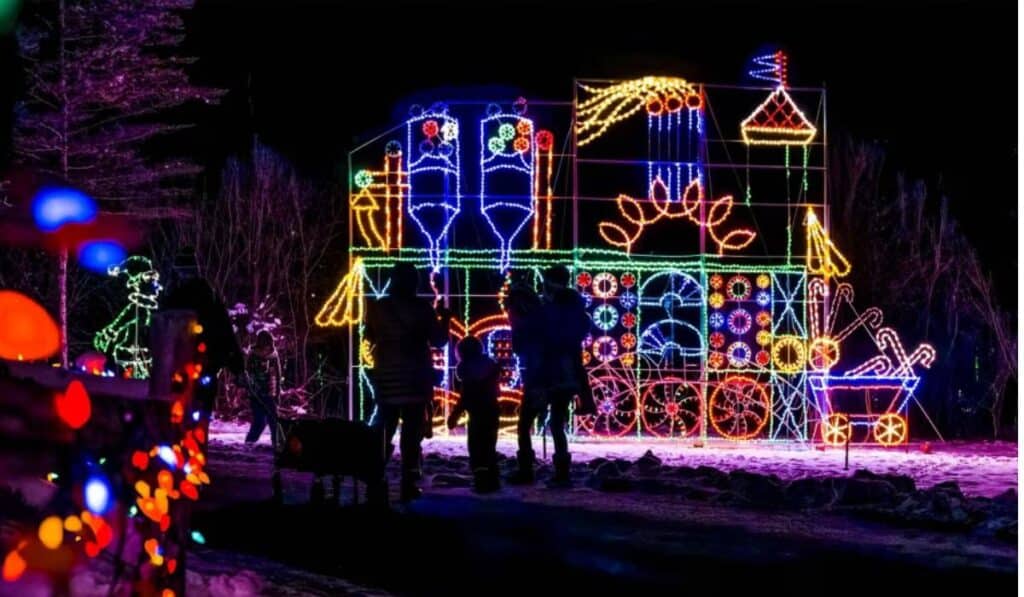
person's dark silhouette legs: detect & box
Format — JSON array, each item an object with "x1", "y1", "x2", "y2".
[
  {"x1": 397, "y1": 403, "x2": 426, "y2": 500},
  {"x1": 370, "y1": 404, "x2": 400, "y2": 462},
  {"x1": 468, "y1": 409, "x2": 500, "y2": 493},
  {"x1": 510, "y1": 401, "x2": 541, "y2": 484},
  {"x1": 371, "y1": 403, "x2": 425, "y2": 501},
  {"x1": 547, "y1": 391, "x2": 572, "y2": 487},
  {"x1": 246, "y1": 394, "x2": 268, "y2": 444}
]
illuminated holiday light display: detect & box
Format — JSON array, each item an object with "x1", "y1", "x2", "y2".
[
  {"x1": 480, "y1": 104, "x2": 536, "y2": 271},
  {"x1": 740, "y1": 85, "x2": 818, "y2": 146},
  {"x1": 406, "y1": 104, "x2": 461, "y2": 271},
  {"x1": 805, "y1": 209, "x2": 851, "y2": 279},
  {"x1": 94, "y1": 256, "x2": 162, "y2": 378},
  {"x1": 314, "y1": 258, "x2": 366, "y2": 327},
  {"x1": 351, "y1": 146, "x2": 408, "y2": 251},
  {"x1": 740, "y1": 52, "x2": 817, "y2": 146},
  {"x1": 709, "y1": 376, "x2": 770, "y2": 440},
  {"x1": 328, "y1": 55, "x2": 935, "y2": 444},
  {"x1": 576, "y1": 76, "x2": 699, "y2": 147},
  {"x1": 808, "y1": 374, "x2": 920, "y2": 446},
  {"x1": 598, "y1": 177, "x2": 756, "y2": 255},
  {"x1": 532, "y1": 129, "x2": 556, "y2": 249},
  {"x1": 748, "y1": 51, "x2": 788, "y2": 86}
]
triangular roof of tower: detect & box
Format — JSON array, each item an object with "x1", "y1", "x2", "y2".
[{"x1": 740, "y1": 86, "x2": 818, "y2": 146}]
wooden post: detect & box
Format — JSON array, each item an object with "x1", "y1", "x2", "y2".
[{"x1": 844, "y1": 424, "x2": 850, "y2": 471}]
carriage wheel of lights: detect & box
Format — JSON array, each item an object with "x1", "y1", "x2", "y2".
[
  {"x1": 576, "y1": 373, "x2": 638, "y2": 437},
  {"x1": 709, "y1": 376, "x2": 770, "y2": 440},
  {"x1": 873, "y1": 413, "x2": 908, "y2": 446},
  {"x1": 808, "y1": 337, "x2": 840, "y2": 370},
  {"x1": 639, "y1": 378, "x2": 703, "y2": 438},
  {"x1": 821, "y1": 413, "x2": 851, "y2": 446}
]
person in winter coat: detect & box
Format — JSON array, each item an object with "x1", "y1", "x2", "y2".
[
  {"x1": 507, "y1": 266, "x2": 591, "y2": 486},
  {"x1": 446, "y1": 335, "x2": 501, "y2": 493},
  {"x1": 243, "y1": 330, "x2": 281, "y2": 448},
  {"x1": 364, "y1": 262, "x2": 451, "y2": 501},
  {"x1": 505, "y1": 281, "x2": 545, "y2": 484},
  {"x1": 537, "y1": 265, "x2": 591, "y2": 487}
]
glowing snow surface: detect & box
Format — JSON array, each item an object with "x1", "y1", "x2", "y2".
[{"x1": 210, "y1": 419, "x2": 1017, "y2": 497}]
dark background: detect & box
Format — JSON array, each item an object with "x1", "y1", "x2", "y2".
[{"x1": 0, "y1": 0, "x2": 1017, "y2": 299}]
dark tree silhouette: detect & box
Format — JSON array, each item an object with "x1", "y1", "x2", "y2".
[
  {"x1": 831, "y1": 137, "x2": 1017, "y2": 438},
  {"x1": 12, "y1": 0, "x2": 223, "y2": 364}
]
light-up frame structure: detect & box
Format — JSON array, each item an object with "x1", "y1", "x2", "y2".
[{"x1": 326, "y1": 57, "x2": 934, "y2": 444}]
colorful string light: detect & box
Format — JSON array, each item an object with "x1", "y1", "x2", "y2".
[
  {"x1": 598, "y1": 177, "x2": 757, "y2": 255},
  {"x1": 407, "y1": 104, "x2": 461, "y2": 270},
  {"x1": 94, "y1": 256, "x2": 162, "y2": 379},
  {"x1": 480, "y1": 107, "x2": 536, "y2": 271},
  {"x1": 314, "y1": 258, "x2": 366, "y2": 327},
  {"x1": 350, "y1": 147, "x2": 408, "y2": 252},
  {"x1": 805, "y1": 208, "x2": 851, "y2": 279},
  {"x1": 336, "y1": 63, "x2": 934, "y2": 444},
  {"x1": 576, "y1": 76, "x2": 699, "y2": 146},
  {"x1": 740, "y1": 58, "x2": 818, "y2": 147}
]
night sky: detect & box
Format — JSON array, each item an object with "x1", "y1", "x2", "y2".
[{"x1": 1, "y1": 0, "x2": 1017, "y2": 297}]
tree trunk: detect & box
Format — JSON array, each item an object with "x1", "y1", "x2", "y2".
[
  {"x1": 58, "y1": 0, "x2": 69, "y2": 368},
  {"x1": 59, "y1": 248, "x2": 68, "y2": 367}
]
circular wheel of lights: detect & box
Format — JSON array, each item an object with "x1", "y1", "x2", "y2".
[
  {"x1": 821, "y1": 413, "x2": 851, "y2": 446},
  {"x1": 591, "y1": 335, "x2": 619, "y2": 363},
  {"x1": 808, "y1": 337, "x2": 840, "y2": 370},
  {"x1": 726, "y1": 341, "x2": 752, "y2": 368},
  {"x1": 726, "y1": 275, "x2": 752, "y2": 301},
  {"x1": 727, "y1": 308, "x2": 752, "y2": 335},
  {"x1": 771, "y1": 335, "x2": 806, "y2": 374},
  {"x1": 592, "y1": 304, "x2": 619, "y2": 331},
  {"x1": 575, "y1": 374, "x2": 637, "y2": 437},
  {"x1": 592, "y1": 272, "x2": 619, "y2": 299},
  {"x1": 873, "y1": 413, "x2": 908, "y2": 446},
  {"x1": 640, "y1": 378, "x2": 703, "y2": 438},
  {"x1": 619, "y1": 290, "x2": 638, "y2": 310},
  {"x1": 709, "y1": 376, "x2": 770, "y2": 440}
]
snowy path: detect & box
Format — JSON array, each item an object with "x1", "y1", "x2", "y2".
[
  {"x1": 187, "y1": 438, "x2": 1016, "y2": 595},
  {"x1": 213, "y1": 420, "x2": 1017, "y2": 497}
]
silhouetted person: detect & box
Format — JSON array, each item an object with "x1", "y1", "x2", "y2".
[
  {"x1": 364, "y1": 263, "x2": 451, "y2": 501},
  {"x1": 506, "y1": 281, "x2": 545, "y2": 484},
  {"x1": 447, "y1": 335, "x2": 501, "y2": 493},
  {"x1": 244, "y1": 330, "x2": 281, "y2": 449},
  {"x1": 163, "y1": 262, "x2": 243, "y2": 419},
  {"x1": 537, "y1": 265, "x2": 590, "y2": 487}
]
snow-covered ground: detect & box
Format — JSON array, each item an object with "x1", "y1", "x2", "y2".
[{"x1": 211, "y1": 419, "x2": 1017, "y2": 497}]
